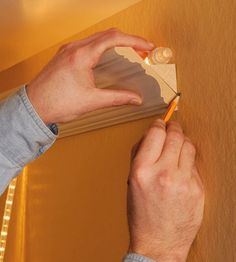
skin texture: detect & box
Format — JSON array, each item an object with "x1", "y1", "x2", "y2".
[
  {"x1": 128, "y1": 119, "x2": 205, "y2": 262},
  {"x1": 26, "y1": 29, "x2": 204, "y2": 261},
  {"x1": 26, "y1": 28, "x2": 154, "y2": 124}
]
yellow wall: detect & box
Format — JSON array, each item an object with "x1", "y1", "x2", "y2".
[
  {"x1": 0, "y1": 0, "x2": 235, "y2": 261},
  {"x1": 0, "y1": 0, "x2": 141, "y2": 71},
  {"x1": 20, "y1": 118, "x2": 156, "y2": 262}
]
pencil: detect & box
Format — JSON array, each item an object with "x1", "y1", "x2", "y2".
[{"x1": 162, "y1": 93, "x2": 181, "y2": 123}]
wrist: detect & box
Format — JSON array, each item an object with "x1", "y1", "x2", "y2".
[{"x1": 25, "y1": 84, "x2": 52, "y2": 125}]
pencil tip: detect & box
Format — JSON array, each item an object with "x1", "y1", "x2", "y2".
[{"x1": 174, "y1": 93, "x2": 181, "y2": 105}]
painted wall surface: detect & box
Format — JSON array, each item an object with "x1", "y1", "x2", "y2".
[
  {"x1": 0, "y1": 0, "x2": 235, "y2": 261},
  {"x1": 0, "y1": 0, "x2": 141, "y2": 71},
  {"x1": 22, "y1": 118, "x2": 156, "y2": 262}
]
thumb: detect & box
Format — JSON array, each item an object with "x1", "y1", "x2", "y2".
[{"x1": 94, "y1": 88, "x2": 143, "y2": 109}]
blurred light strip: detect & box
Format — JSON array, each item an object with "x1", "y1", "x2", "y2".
[{"x1": 0, "y1": 178, "x2": 17, "y2": 261}]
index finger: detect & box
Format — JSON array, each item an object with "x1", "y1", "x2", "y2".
[
  {"x1": 87, "y1": 29, "x2": 154, "y2": 67},
  {"x1": 134, "y1": 119, "x2": 166, "y2": 165},
  {"x1": 159, "y1": 121, "x2": 184, "y2": 167}
]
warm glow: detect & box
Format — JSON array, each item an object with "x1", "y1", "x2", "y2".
[{"x1": 0, "y1": 176, "x2": 18, "y2": 261}]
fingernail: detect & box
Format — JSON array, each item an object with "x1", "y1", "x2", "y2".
[{"x1": 130, "y1": 98, "x2": 142, "y2": 105}]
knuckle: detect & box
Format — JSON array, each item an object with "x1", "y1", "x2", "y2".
[
  {"x1": 109, "y1": 30, "x2": 121, "y2": 40},
  {"x1": 131, "y1": 163, "x2": 148, "y2": 184},
  {"x1": 108, "y1": 27, "x2": 120, "y2": 33},
  {"x1": 158, "y1": 170, "x2": 173, "y2": 188},
  {"x1": 64, "y1": 42, "x2": 73, "y2": 49},
  {"x1": 184, "y1": 141, "x2": 196, "y2": 155},
  {"x1": 67, "y1": 51, "x2": 78, "y2": 65},
  {"x1": 58, "y1": 42, "x2": 73, "y2": 52},
  {"x1": 193, "y1": 182, "x2": 204, "y2": 199},
  {"x1": 150, "y1": 120, "x2": 166, "y2": 130},
  {"x1": 148, "y1": 125, "x2": 166, "y2": 137},
  {"x1": 192, "y1": 187, "x2": 204, "y2": 201},
  {"x1": 146, "y1": 121, "x2": 166, "y2": 136},
  {"x1": 73, "y1": 47, "x2": 83, "y2": 57},
  {"x1": 168, "y1": 130, "x2": 184, "y2": 143},
  {"x1": 132, "y1": 162, "x2": 146, "y2": 176},
  {"x1": 67, "y1": 46, "x2": 88, "y2": 66},
  {"x1": 167, "y1": 121, "x2": 182, "y2": 132},
  {"x1": 168, "y1": 120, "x2": 181, "y2": 128},
  {"x1": 178, "y1": 182, "x2": 191, "y2": 195},
  {"x1": 153, "y1": 118, "x2": 165, "y2": 125},
  {"x1": 158, "y1": 171, "x2": 192, "y2": 196}
]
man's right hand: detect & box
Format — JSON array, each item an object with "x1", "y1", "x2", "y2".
[{"x1": 127, "y1": 120, "x2": 205, "y2": 262}]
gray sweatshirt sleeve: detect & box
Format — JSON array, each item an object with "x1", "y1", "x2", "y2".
[
  {"x1": 0, "y1": 85, "x2": 58, "y2": 195},
  {"x1": 123, "y1": 253, "x2": 156, "y2": 262}
]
